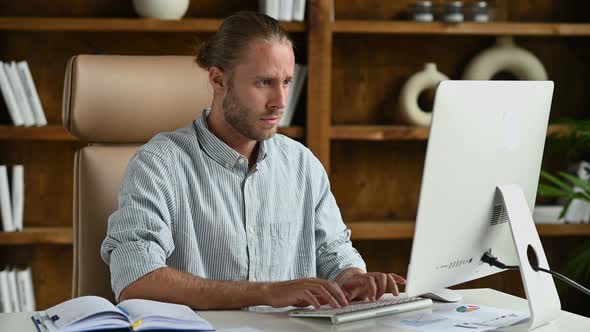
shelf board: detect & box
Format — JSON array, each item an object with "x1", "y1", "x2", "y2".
[
  {"x1": 0, "y1": 125, "x2": 77, "y2": 141},
  {"x1": 332, "y1": 21, "x2": 590, "y2": 36},
  {"x1": 1, "y1": 223, "x2": 585, "y2": 244},
  {"x1": 0, "y1": 227, "x2": 73, "y2": 245},
  {"x1": 0, "y1": 17, "x2": 306, "y2": 32},
  {"x1": 331, "y1": 125, "x2": 429, "y2": 141},
  {"x1": 348, "y1": 221, "x2": 590, "y2": 240},
  {"x1": 0, "y1": 125, "x2": 304, "y2": 141},
  {"x1": 331, "y1": 124, "x2": 567, "y2": 141}
]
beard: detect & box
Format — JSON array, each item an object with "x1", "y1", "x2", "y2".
[{"x1": 222, "y1": 82, "x2": 279, "y2": 141}]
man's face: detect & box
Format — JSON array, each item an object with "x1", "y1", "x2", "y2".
[{"x1": 222, "y1": 40, "x2": 295, "y2": 141}]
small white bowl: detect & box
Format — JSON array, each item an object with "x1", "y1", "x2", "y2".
[{"x1": 133, "y1": 0, "x2": 190, "y2": 20}]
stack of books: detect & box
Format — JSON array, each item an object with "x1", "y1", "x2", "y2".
[
  {"x1": 0, "y1": 266, "x2": 35, "y2": 313},
  {"x1": 279, "y1": 63, "x2": 307, "y2": 128},
  {"x1": 0, "y1": 165, "x2": 24, "y2": 232},
  {"x1": 259, "y1": 0, "x2": 307, "y2": 21},
  {"x1": 0, "y1": 60, "x2": 47, "y2": 126}
]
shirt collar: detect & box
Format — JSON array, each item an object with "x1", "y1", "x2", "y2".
[{"x1": 194, "y1": 108, "x2": 269, "y2": 169}]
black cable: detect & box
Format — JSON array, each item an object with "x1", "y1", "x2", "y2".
[{"x1": 481, "y1": 252, "x2": 590, "y2": 297}]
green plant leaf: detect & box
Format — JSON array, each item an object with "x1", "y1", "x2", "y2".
[
  {"x1": 557, "y1": 172, "x2": 590, "y2": 201},
  {"x1": 537, "y1": 184, "x2": 574, "y2": 198},
  {"x1": 540, "y1": 170, "x2": 575, "y2": 192}
]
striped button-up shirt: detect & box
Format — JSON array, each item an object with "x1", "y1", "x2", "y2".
[{"x1": 101, "y1": 109, "x2": 366, "y2": 301}]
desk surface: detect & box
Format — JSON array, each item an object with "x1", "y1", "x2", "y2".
[{"x1": 1, "y1": 289, "x2": 588, "y2": 331}]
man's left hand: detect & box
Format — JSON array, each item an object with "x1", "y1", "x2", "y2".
[{"x1": 337, "y1": 270, "x2": 406, "y2": 302}]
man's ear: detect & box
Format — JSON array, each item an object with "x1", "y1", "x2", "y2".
[{"x1": 209, "y1": 66, "x2": 226, "y2": 93}]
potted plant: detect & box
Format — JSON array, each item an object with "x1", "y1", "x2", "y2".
[{"x1": 537, "y1": 118, "x2": 590, "y2": 316}]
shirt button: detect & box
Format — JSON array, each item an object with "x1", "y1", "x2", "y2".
[
  {"x1": 249, "y1": 227, "x2": 255, "y2": 234},
  {"x1": 225, "y1": 163, "x2": 231, "y2": 168},
  {"x1": 239, "y1": 158, "x2": 246, "y2": 164},
  {"x1": 251, "y1": 277, "x2": 257, "y2": 282}
]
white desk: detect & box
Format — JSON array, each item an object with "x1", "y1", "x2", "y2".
[{"x1": 1, "y1": 289, "x2": 588, "y2": 331}]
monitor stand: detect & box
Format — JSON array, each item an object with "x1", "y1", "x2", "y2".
[{"x1": 495, "y1": 185, "x2": 561, "y2": 331}]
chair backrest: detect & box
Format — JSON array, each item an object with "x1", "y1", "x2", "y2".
[{"x1": 63, "y1": 55, "x2": 212, "y2": 301}]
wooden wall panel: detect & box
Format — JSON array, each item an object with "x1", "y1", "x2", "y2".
[{"x1": 331, "y1": 141, "x2": 427, "y2": 221}]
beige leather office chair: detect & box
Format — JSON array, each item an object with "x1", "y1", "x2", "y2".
[{"x1": 63, "y1": 55, "x2": 212, "y2": 302}]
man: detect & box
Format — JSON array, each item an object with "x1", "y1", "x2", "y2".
[{"x1": 101, "y1": 11, "x2": 405, "y2": 310}]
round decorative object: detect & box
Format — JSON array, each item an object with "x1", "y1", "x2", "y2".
[
  {"x1": 462, "y1": 36, "x2": 548, "y2": 81},
  {"x1": 132, "y1": 0, "x2": 190, "y2": 20},
  {"x1": 398, "y1": 63, "x2": 449, "y2": 127}
]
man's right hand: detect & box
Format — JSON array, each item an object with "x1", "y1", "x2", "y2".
[{"x1": 261, "y1": 278, "x2": 349, "y2": 309}]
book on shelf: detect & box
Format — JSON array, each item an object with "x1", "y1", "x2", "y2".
[
  {"x1": 259, "y1": 0, "x2": 279, "y2": 20},
  {"x1": 32, "y1": 296, "x2": 215, "y2": 332},
  {"x1": 259, "y1": 0, "x2": 306, "y2": 22},
  {"x1": 10, "y1": 165, "x2": 24, "y2": 231},
  {"x1": 0, "y1": 60, "x2": 47, "y2": 127},
  {"x1": 533, "y1": 205, "x2": 564, "y2": 224},
  {"x1": 0, "y1": 61, "x2": 24, "y2": 126},
  {"x1": 279, "y1": 0, "x2": 294, "y2": 21},
  {"x1": 15, "y1": 267, "x2": 35, "y2": 312},
  {"x1": 0, "y1": 266, "x2": 35, "y2": 313},
  {"x1": 292, "y1": 0, "x2": 307, "y2": 21},
  {"x1": 4, "y1": 62, "x2": 35, "y2": 127},
  {"x1": 0, "y1": 165, "x2": 15, "y2": 232},
  {"x1": 280, "y1": 63, "x2": 307, "y2": 128},
  {"x1": 16, "y1": 61, "x2": 48, "y2": 126},
  {"x1": 0, "y1": 164, "x2": 24, "y2": 232}
]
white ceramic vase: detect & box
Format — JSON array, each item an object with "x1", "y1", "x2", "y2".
[
  {"x1": 132, "y1": 0, "x2": 190, "y2": 20},
  {"x1": 398, "y1": 63, "x2": 449, "y2": 127},
  {"x1": 462, "y1": 36, "x2": 548, "y2": 80}
]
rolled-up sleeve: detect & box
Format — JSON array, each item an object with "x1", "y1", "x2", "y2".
[
  {"x1": 101, "y1": 149, "x2": 176, "y2": 301},
  {"x1": 311, "y1": 156, "x2": 366, "y2": 281}
]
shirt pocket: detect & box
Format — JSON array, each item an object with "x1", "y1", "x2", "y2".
[{"x1": 268, "y1": 222, "x2": 292, "y2": 279}]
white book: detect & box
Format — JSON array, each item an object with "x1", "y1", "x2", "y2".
[
  {"x1": 32, "y1": 296, "x2": 214, "y2": 332},
  {"x1": 0, "y1": 62, "x2": 24, "y2": 126},
  {"x1": 0, "y1": 269, "x2": 12, "y2": 313},
  {"x1": 280, "y1": 64, "x2": 307, "y2": 127},
  {"x1": 11, "y1": 165, "x2": 24, "y2": 231},
  {"x1": 292, "y1": 0, "x2": 306, "y2": 21},
  {"x1": 261, "y1": 0, "x2": 280, "y2": 19},
  {"x1": 279, "y1": 0, "x2": 294, "y2": 21},
  {"x1": 0, "y1": 165, "x2": 15, "y2": 232},
  {"x1": 7, "y1": 269, "x2": 21, "y2": 312},
  {"x1": 16, "y1": 267, "x2": 35, "y2": 312},
  {"x1": 533, "y1": 205, "x2": 564, "y2": 224},
  {"x1": 16, "y1": 61, "x2": 47, "y2": 126},
  {"x1": 5, "y1": 62, "x2": 35, "y2": 127}
]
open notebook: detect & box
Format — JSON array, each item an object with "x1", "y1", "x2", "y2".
[{"x1": 31, "y1": 296, "x2": 214, "y2": 332}]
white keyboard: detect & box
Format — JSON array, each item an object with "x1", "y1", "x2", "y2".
[{"x1": 288, "y1": 296, "x2": 433, "y2": 324}]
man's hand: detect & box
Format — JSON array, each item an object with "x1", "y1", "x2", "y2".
[
  {"x1": 336, "y1": 269, "x2": 407, "y2": 302},
  {"x1": 261, "y1": 278, "x2": 349, "y2": 309}
]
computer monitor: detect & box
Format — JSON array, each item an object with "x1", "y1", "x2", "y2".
[{"x1": 405, "y1": 80, "x2": 560, "y2": 330}]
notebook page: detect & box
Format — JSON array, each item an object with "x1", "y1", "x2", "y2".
[
  {"x1": 44, "y1": 296, "x2": 128, "y2": 330},
  {"x1": 118, "y1": 299, "x2": 214, "y2": 331}
]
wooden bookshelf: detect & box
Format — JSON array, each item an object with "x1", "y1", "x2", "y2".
[
  {"x1": 331, "y1": 21, "x2": 590, "y2": 36},
  {"x1": 0, "y1": 125, "x2": 304, "y2": 141},
  {"x1": 0, "y1": 17, "x2": 306, "y2": 32},
  {"x1": 0, "y1": 227, "x2": 73, "y2": 245},
  {"x1": 348, "y1": 221, "x2": 590, "y2": 240}
]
